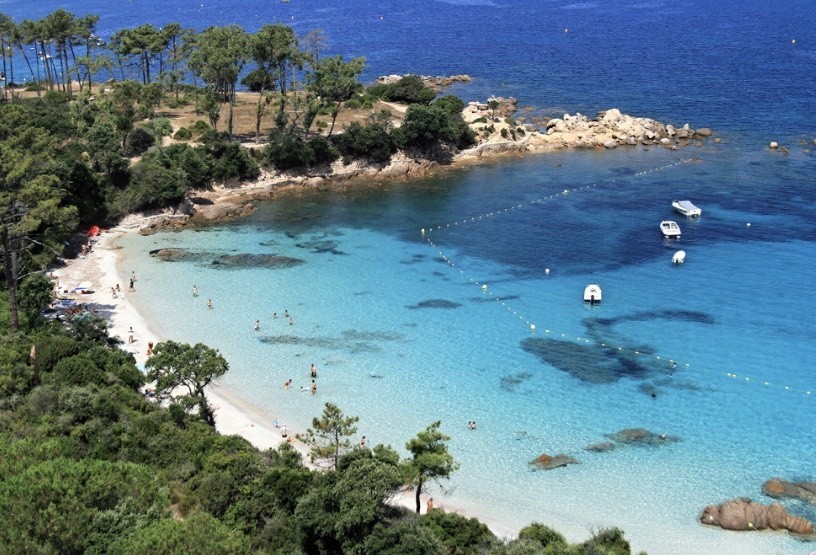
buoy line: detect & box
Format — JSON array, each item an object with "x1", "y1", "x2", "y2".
[
  {"x1": 421, "y1": 158, "x2": 693, "y2": 236},
  {"x1": 420, "y1": 157, "x2": 813, "y2": 399}
]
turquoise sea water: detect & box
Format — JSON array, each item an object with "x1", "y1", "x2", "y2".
[{"x1": 5, "y1": 0, "x2": 815, "y2": 552}]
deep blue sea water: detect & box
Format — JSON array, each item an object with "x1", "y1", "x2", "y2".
[{"x1": 4, "y1": 1, "x2": 815, "y2": 553}]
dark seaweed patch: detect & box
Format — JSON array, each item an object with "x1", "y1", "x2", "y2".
[
  {"x1": 210, "y1": 254, "x2": 305, "y2": 269},
  {"x1": 406, "y1": 299, "x2": 462, "y2": 310},
  {"x1": 295, "y1": 239, "x2": 346, "y2": 255},
  {"x1": 520, "y1": 337, "x2": 650, "y2": 383},
  {"x1": 500, "y1": 371, "x2": 533, "y2": 392}
]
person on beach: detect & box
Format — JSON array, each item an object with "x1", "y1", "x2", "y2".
[
  {"x1": 360, "y1": 435, "x2": 367, "y2": 447},
  {"x1": 128, "y1": 278, "x2": 134, "y2": 291},
  {"x1": 284, "y1": 378, "x2": 292, "y2": 389},
  {"x1": 116, "y1": 283, "x2": 121, "y2": 292},
  {"x1": 310, "y1": 363, "x2": 317, "y2": 378},
  {"x1": 426, "y1": 498, "x2": 434, "y2": 513},
  {"x1": 311, "y1": 379, "x2": 316, "y2": 394},
  {"x1": 111, "y1": 286, "x2": 117, "y2": 298},
  {"x1": 207, "y1": 299, "x2": 213, "y2": 309},
  {"x1": 192, "y1": 285, "x2": 198, "y2": 297},
  {"x1": 128, "y1": 326, "x2": 135, "y2": 344},
  {"x1": 280, "y1": 425, "x2": 288, "y2": 438},
  {"x1": 254, "y1": 320, "x2": 260, "y2": 331},
  {"x1": 131, "y1": 271, "x2": 136, "y2": 283},
  {"x1": 284, "y1": 309, "x2": 289, "y2": 318},
  {"x1": 147, "y1": 342, "x2": 153, "y2": 356}
]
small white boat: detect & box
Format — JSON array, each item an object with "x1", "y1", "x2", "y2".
[
  {"x1": 672, "y1": 200, "x2": 702, "y2": 218},
  {"x1": 660, "y1": 220, "x2": 681, "y2": 238},
  {"x1": 584, "y1": 284, "x2": 602, "y2": 304},
  {"x1": 672, "y1": 250, "x2": 686, "y2": 264}
]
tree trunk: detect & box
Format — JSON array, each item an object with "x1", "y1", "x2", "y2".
[{"x1": 415, "y1": 478, "x2": 423, "y2": 514}]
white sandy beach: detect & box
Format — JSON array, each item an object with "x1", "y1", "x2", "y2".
[
  {"x1": 51, "y1": 222, "x2": 453, "y2": 519},
  {"x1": 52, "y1": 222, "x2": 292, "y2": 452}
]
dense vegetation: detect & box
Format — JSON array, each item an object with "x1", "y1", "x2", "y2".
[{"x1": 0, "y1": 9, "x2": 640, "y2": 554}]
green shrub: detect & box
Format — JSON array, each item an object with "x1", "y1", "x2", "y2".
[
  {"x1": 473, "y1": 116, "x2": 487, "y2": 124},
  {"x1": 191, "y1": 120, "x2": 211, "y2": 137},
  {"x1": 125, "y1": 127, "x2": 156, "y2": 156},
  {"x1": 368, "y1": 75, "x2": 436, "y2": 104},
  {"x1": 264, "y1": 129, "x2": 315, "y2": 171},
  {"x1": 173, "y1": 127, "x2": 192, "y2": 140},
  {"x1": 420, "y1": 509, "x2": 496, "y2": 554},
  {"x1": 334, "y1": 121, "x2": 395, "y2": 164},
  {"x1": 210, "y1": 142, "x2": 260, "y2": 181},
  {"x1": 145, "y1": 117, "x2": 173, "y2": 138},
  {"x1": 501, "y1": 128, "x2": 509, "y2": 138}
]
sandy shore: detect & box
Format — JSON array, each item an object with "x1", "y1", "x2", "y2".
[
  {"x1": 52, "y1": 223, "x2": 292, "y2": 453},
  {"x1": 51, "y1": 223, "x2": 453, "y2": 518}
]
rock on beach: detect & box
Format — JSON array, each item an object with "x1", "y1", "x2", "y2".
[{"x1": 700, "y1": 498, "x2": 814, "y2": 535}]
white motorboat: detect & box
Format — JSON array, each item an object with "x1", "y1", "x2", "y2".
[
  {"x1": 584, "y1": 284, "x2": 602, "y2": 304},
  {"x1": 672, "y1": 250, "x2": 686, "y2": 264},
  {"x1": 672, "y1": 200, "x2": 702, "y2": 218},
  {"x1": 660, "y1": 220, "x2": 681, "y2": 238}
]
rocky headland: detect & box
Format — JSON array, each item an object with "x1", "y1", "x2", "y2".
[{"x1": 139, "y1": 90, "x2": 712, "y2": 233}]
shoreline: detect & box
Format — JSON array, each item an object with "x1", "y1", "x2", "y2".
[{"x1": 53, "y1": 224, "x2": 448, "y2": 517}]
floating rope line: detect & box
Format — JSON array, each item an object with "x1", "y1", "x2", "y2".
[
  {"x1": 420, "y1": 157, "x2": 813, "y2": 399},
  {"x1": 421, "y1": 158, "x2": 694, "y2": 236}
]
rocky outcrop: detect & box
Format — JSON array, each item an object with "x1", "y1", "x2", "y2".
[
  {"x1": 762, "y1": 478, "x2": 816, "y2": 505},
  {"x1": 529, "y1": 453, "x2": 579, "y2": 470},
  {"x1": 188, "y1": 201, "x2": 255, "y2": 224},
  {"x1": 375, "y1": 73, "x2": 472, "y2": 91},
  {"x1": 605, "y1": 428, "x2": 678, "y2": 446},
  {"x1": 541, "y1": 108, "x2": 706, "y2": 149},
  {"x1": 700, "y1": 498, "x2": 814, "y2": 535}
]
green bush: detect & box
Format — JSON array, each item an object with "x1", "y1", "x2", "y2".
[
  {"x1": 173, "y1": 127, "x2": 193, "y2": 141},
  {"x1": 210, "y1": 142, "x2": 260, "y2": 181},
  {"x1": 420, "y1": 509, "x2": 496, "y2": 554},
  {"x1": 145, "y1": 117, "x2": 173, "y2": 138},
  {"x1": 192, "y1": 120, "x2": 211, "y2": 137},
  {"x1": 368, "y1": 75, "x2": 437, "y2": 104},
  {"x1": 473, "y1": 116, "x2": 488, "y2": 124},
  {"x1": 334, "y1": 121, "x2": 395, "y2": 164},
  {"x1": 125, "y1": 127, "x2": 156, "y2": 156}
]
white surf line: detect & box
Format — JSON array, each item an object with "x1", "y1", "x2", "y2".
[{"x1": 421, "y1": 158, "x2": 814, "y2": 398}]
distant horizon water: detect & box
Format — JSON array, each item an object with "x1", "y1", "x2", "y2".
[{"x1": 6, "y1": 0, "x2": 815, "y2": 552}]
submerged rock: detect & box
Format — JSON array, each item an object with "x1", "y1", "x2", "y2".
[
  {"x1": 585, "y1": 441, "x2": 617, "y2": 453},
  {"x1": 529, "y1": 453, "x2": 580, "y2": 470},
  {"x1": 406, "y1": 299, "x2": 462, "y2": 310},
  {"x1": 210, "y1": 254, "x2": 305, "y2": 269},
  {"x1": 762, "y1": 478, "x2": 816, "y2": 505},
  {"x1": 606, "y1": 428, "x2": 679, "y2": 446},
  {"x1": 700, "y1": 498, "x2": 814, "y2": 535},
  {"x1": 149, "y1": 248, "x2": 195, "y2": 262}
]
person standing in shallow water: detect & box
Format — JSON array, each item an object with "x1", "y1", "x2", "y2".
[
  {"x1": 192, "y1": 285, "x2": 198, "y2": 297},
  {"x1": 310, "y1": 363, "x2": 317, "y2": 377}
]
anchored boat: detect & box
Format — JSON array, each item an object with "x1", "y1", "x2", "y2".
[
  {"x1": 672, "y1": 199, "x2": 702, "y2": 218},
  {"x1": 584, "y1": 284, "x2": 602, "y2": 304},
  {"x1": 660, "y1": 220, "x2": 682, "y2": 238}
]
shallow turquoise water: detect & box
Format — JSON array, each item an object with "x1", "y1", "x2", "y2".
[{"x1": 118, "y1": 146, "x2": 816, "y2": 554}]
